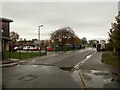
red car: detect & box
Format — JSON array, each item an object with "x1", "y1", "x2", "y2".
[
  {"x1": 47, "y1": 46, "x2": 53, "y2": 51},
  {"x1": 32, "y1": 47, "x2": 39, "y2": 51}
]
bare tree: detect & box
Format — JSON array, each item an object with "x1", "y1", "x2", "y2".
[
  {"x1": 80, "y1": 37, "x2": 87, "y2": 45},
  {"x1": 45, "y1": 40, "x2": 50, "y2": 46},
  {"x1": 10, "y1": 31, "x2": 19, "y2": 46},
  {"x1": 50, "y1": 26, "x2": 77, "y2": 50},
  {"x1": 74, "y1": 36, "x2": 81, "y2": 46}
]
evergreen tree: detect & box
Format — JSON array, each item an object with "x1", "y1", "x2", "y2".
[{"x1": 109, "y1": 12, "x2": 120, "y2": 56}]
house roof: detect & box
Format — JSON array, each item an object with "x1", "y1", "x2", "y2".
[{"x1": 0, "y1": 17, "x2": 13, "y2": 22}]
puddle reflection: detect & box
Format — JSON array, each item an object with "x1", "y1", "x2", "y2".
[{"x1": 82, "y1": 70, "x2": 115, "y2": 88}]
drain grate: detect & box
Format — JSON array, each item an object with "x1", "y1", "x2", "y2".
[{"x1": 18, "y1": 75, "x2": 36, "y2": 81}]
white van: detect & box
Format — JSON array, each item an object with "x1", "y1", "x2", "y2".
[{"x1": 97, "y1": 40, "x2": 106, "y2": 51}]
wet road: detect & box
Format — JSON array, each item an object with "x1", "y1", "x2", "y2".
[
  {"x1": 2, "y1": 48, "x2": 96, "y2": 88},
  {"x1": 27, "y1": 48, "x2": 96, "y2": 67},
  {"x1": 80, "y1": 52, "x2": 120, "y2": 88},
  {"x1": 2, "y1": 48, "x2": 120, "y2": 88},
  {"x1": 3, "y1": 65, "x2": 83, "y2": 88}
]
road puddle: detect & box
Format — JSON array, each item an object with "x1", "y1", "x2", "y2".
[
  {"x1": 59, "y1": 66, "x2": 74, "y2": 72},
  {"x1": 82, "y1": 70, "x2": 114, "y2": 88},
  {"x1": 34, "y1": 63, "x2": 54, "y2": 66}
]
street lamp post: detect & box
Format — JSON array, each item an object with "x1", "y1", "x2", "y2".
[
  {"x1": 38, "y1": 25, "x2": 43, "y2": 56},
  {"x1": 38, "y1": 24, "x2": 43, "y2": 42}
]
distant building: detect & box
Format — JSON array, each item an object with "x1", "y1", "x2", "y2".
[
  {"x1": 18, "y1": 40, "x2": 33, "y2": 46},
  {"x1": 17, "y1": 39, "x2": 54, "y2": 47},
  {"x1": 0, "y1": 18, "x2": 13, "y2": 52},
  {"x1": 40, "y1": 40, "x2": 54, "y2": 47},
  {"x1": 32, "y1": 39, "x2": 38, "y2": 46}
]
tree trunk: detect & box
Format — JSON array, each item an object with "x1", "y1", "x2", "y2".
[{"x1": 113, "y1": 47, "x2": 116, "y2": 55}]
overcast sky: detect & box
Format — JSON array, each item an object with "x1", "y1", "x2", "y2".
[{"x1": 1, "y1": 2, "x2": 118, "y2": 41}]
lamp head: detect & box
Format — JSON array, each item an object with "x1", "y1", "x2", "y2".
[{"x1": 40, "y1": 24, "x2": 43, "y2": 27}]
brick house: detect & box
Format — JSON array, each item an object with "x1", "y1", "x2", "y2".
[{"x1": 0, "y1": 18, "x2": 13, "y2": 53}]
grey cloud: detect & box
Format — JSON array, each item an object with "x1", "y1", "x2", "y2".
[{"x1": 2, "y1": 2, "x2": 118, "y2": 40}]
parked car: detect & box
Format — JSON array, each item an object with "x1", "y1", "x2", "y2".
[
  {"x1": 80, "y1": 44, "x2": 85, "y2": 49},
  {"x1": 47, "y1": 46, "x2": 53, "y2": 51},
  {"x1": 14, "y1": 46, "x2": 23, "y2": 51},
  {"x1": 82, "y1": 44, "x2": 85, "y2": 49},
  {"x1": 32, "y1": 47, "x2": 39, "y2": 51},
  {"x1": 23, "y1": 46, "x2": 33, "y2": 50},
  {"x1": 29, "y1": 46, "x2": 35, "y2": 51},
  {"x1": 14, "y1": 47, "x2": 18, "y2": 50}
]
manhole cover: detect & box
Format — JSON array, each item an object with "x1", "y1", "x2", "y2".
[{"x1": 18, "y1": 75, "x2": 36, "y2": 81}]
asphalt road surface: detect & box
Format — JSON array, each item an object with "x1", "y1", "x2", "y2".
[
  {"x1": 2, "y1": 48, "x2": 119, "y2": 88},
  {"x1": 27, "y1": 48, "x2": 96, "y2": 67}
]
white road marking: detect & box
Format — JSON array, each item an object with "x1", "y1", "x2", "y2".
[
  {"x1": 74, "y1": 51, "x2": 96, "y2": 89},
  {"x1": 74, "y1": 51, "x2": 96, "y2": 69}
]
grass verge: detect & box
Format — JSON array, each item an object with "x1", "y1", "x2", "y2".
[
  {"x1": 3, "y1": 51, "x2": 45, "y2": 60},
  {"x1": 101, "y1": 51, "x2": 120, "y2": 68}
]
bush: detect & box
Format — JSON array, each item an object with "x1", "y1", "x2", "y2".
[
  {"x1": 54, "y1": 46, "x2": 61, "y2": 51},
  {"x1": 101, "y1": 51, "x2": 120, "y2": 67},
  {"x1": 106, "y1": 43, "x2": 113, "y2": 51}
]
